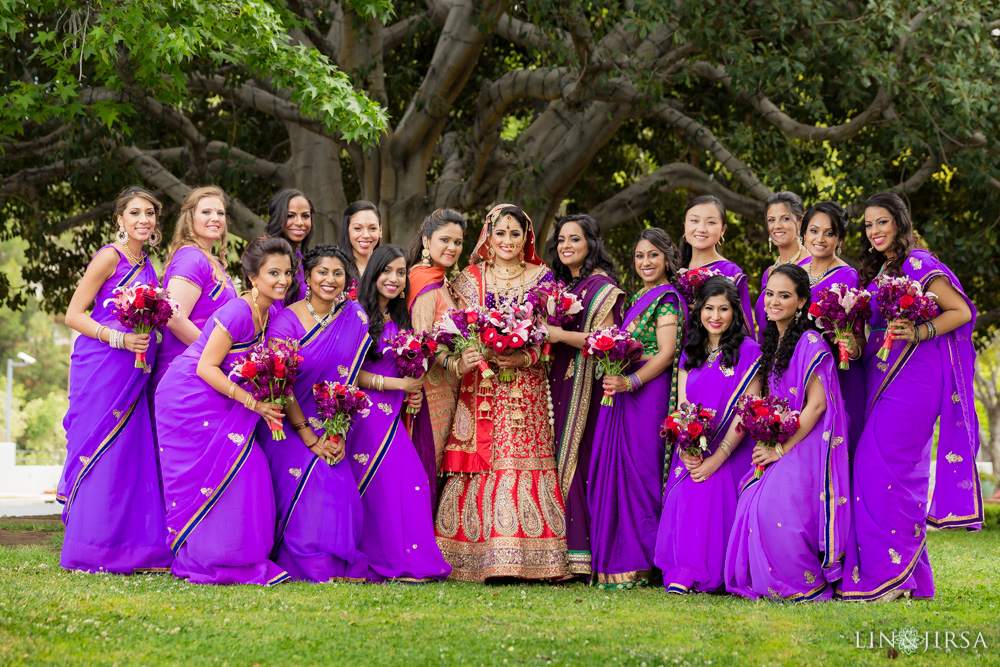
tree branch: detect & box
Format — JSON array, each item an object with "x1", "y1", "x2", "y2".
[
  {"x1": 588, "y1": 162, "x2": 766, "y2": 231},
  {"x1": 188, "y1": 75, "x2": 326, "y2": 135},
  {"x1": 0, "y1": 125, "x2": 70, "y2": 159}
]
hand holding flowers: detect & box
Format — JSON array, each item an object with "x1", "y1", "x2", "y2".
[
  {"x1": 807, "y1": 283, "x2": 873, "y2": 369},
  {"x1": 582, "y1": 326, "x2": 644, "y2": 406},
  {"x1": 312, "y1": 381, "x2": 372, "y2": 465},
  {"x1": 105, "y1": 282, "x2": 179, "y2": 371},
  {"x1": 381, "y1": 330, "x2": 438, "y2": 413},
  {"x1": 229, "y1": 340, "x2": 304, "y2": 440},
  {"x1": 735, "y1": 394, "x2": 800, "y2": 479},
  {"x1": 871, "y1": 275, "x2": 938, "y2": 360},
  {"x1": 526, "y1": 281, "x2": 583, "y2": 360},
  {"x1": 433, "y1": 307, "x2": 494, "y2": 378}
]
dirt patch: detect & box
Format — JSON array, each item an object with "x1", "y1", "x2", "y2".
[{"x1": 0, "y1": 531, "x2": 52, "y2": 547}]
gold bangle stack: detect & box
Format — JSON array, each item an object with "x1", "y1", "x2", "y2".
[
  {"x1": 718, "y1": 439, "x2": 734, "y2": 459},
  {"x1": 369, "y1": 374, "x2": 385, "y2": 392},
  {"x1": 243, "y1": 393, "x2": 258, "y2": 412},
  {"x1": 775, "y1": 443, "x2": 785, "y2": 458}
]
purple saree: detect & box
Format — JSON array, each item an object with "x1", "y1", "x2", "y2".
[
  {"x1": 258, "y1": 301, "x2": 370, "y2": 582},
  {"x1": 549, "y1": 273, "x2": 624, "y2": 576},
  {"x1": 587, "y1": 284, "x2": 686, "y2": 589},
  {"x1": 700, "y1": 260, "x2": 754, "y2": 337},
  {"x1": 347, "y1": 319, "x2": 451, "y2": 582},
  {"x1": 155, "y1": 298, "x2": 288, "y2": 585},
  {"x1": 725, "y1": 331, "x2": 851, "y2": 601},
  {"x1": 806, "y1": 264, "x2": 867, "y2": 457},
  {"x1": 838, "y1": 249, "x2": 982, "y2": 601},
  {"x1": 654, "y1": 338, "x2": 760, "y2": 594},
  {"x1": 58, "y1": 246, "x2": 173, "y2": 573},
  {"x1": 753, "y1": 258, "x2": 809, "y2": 343},
  {"x1": 151, "y1": 245, "x2": 236, "y2": 389}
]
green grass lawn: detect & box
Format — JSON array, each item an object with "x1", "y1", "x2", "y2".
[{"x1": 0, "y1": 518, "x2": 997, "y2": 666}]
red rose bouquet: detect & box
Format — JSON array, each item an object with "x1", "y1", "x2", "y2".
[
  {"x1": 104, "y1": 282, "x2": 178, "y2": 371},
  {"x1": 433, "y1": 307, "x2": 494, "y2": 378},
  {"x1": 871, "y1": 275, "x2": 938, "y2": 361},
  {"x1": 526, "y1": 281, "x2": 583, "y2": 361},
  {"x1": 736, "y1": 394, "x2": 800, "y2": 479},
  {"x1": 229, "y1": 340, "x2": 304, "y2": 440},
  {"x1": 675, "y1": 267, "x2": 723, "y2": 305},
  {"x1": 582, "y1": 326, "x2": 644, "y2": 406},
  {"x1": 807, "y1": 283, "x2": 873, "y2": 369},
  {"x1": 660, "y1": 403, "x2": 717, "y2": 457},
  {"x1": 482, "y1": 303, "x2": 547, "y2": 381},
  {"x1": 312, "y1": 381, "x2": 372, "y2": 465},
  {"x1": 381, "y1": 330, "x2": 439, "y2": 413}
]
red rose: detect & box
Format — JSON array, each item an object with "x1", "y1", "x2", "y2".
[
  {"x1": 241, "y1": 361, "x2": 258, "y2": 379},
  {"x1": 899, "y1": 294, "x2": 915, "y2": 310},
  {"x1": 664, "y1": 418, "x2": 679, "y2": 432},
  {"x1": 274, "y1": 360, "x2": 286, "y2": 378},
  {"x1": 465, "y1": 311, "x2": 479, "y2": 324},
  {"x1": 407, "y1": 339, "x2": 421, "y2": 350},
  {"x1": 594, "y1": 335, "x2": 615, "y2": 352},
  {"x1": 509, "y1": 332, "x2": 525, "y2": 347},
  {"x1": 134, "y1": 294, "x2": 146, "y2": 309},
  {"x1": 808, "y1": 303, "x2": 822, "y2": 317},
  {"x1": 483, "y1": 328, "x2": 499, "y2": 344},
  {"x1": 686, "y1": 422, "x2": 703, "y2": 437},
  {"x1": 347, "y1": 288, "x2": 358, "y2": 300},
  {"x1": 560, "y1": 296, "x2": 574, "y2": 310},
  {"x1": 753, "y1": 404, "x2": 771, "y2": 419},
  {"x1": 354, "y1": 391, "x2": 366, "y2": 400},
  {"x1": 426, "y1": 339, "x2": 438, "y2": 353},
  {"x1": 698, "y1": 410, "x2": 714, "y2": 419},
  {"x1": 493, "y1": 334, "x2": 510, "y2": 352}
]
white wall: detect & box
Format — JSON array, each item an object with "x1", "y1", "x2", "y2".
[{"x1": 0, "y1": 441, "x2": 62, "y2": 497}]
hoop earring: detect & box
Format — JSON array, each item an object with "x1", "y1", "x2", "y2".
[
  {"x1": 116, "y1": 225, "x2": 128, "y2": 245},
  {"x1": 487, "y1": 246, "x2": 496, "y2": 265},
  {"x1": 149, "y1": 227, "x2": 162, "y2": 248},
  {"x1": 421, "y1": 247, "x2": 431, "y2": 266}
]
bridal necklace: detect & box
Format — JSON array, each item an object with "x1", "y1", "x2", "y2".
[
  {"x1": 808, "y1": 257, "x2": 836, "y2": 286},
  {"x1": 306, "y1": 296, "x2": 333, "y2": 330}
]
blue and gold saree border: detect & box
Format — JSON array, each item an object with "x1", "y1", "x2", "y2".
[
  {"x1": 357, "y1": 415, "x2": 399, "y2": 497},
  {"x1": 61, "y1": 399, "x2": 138, "y2": 513}
]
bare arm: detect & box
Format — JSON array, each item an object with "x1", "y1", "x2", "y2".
[
  {"x1": 688, "y1": 377, "x2": 763, "y2": 481},
  {"x1": 64, "y1": 248, "x2": 148, "y2": 354},
  {"x1": 165, "y1": 277, "x2": 205, "y2": 346}
]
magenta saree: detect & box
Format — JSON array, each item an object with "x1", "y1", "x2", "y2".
[
  {"x1": 347, "y1": 319, "x2": 451, "y2": 582},
  {"x1": 725, "y1": 331, "x2": 851, "y2": 600},
  {"x1": 837, "y1": 249, "x2": 981, "y2": 601},
  {"x1": 654, "y1": 338, "x2": 760, "y2": 593},
  {"x1": 155, "y1": 298, "x2": 287, "y2": 585},
  {"x1": 58, "y1": 246, "x2": 173, "y2": 573},
  {"x1": 258, "y1": 301, "x2": 370, "y2": 582},
  {"x1": 549, "y1": 273, "x2": 624, "y2": 575}
]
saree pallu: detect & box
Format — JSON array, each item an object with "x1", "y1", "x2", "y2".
[
  {"x1": 725, "y1": 332, "x2": 850, "y2": 601},
  {"x1": 59, "y1": 247, "x2": 173, "y2": 573},
  {"x1": 753, "y1": 258, "x2": 809, "y2": 343},
  {"x1": 258, "y1": 301, "x2": 370, "y2": 582},
  {"x1": 807, "y1": 265, "x2": 866, "y2": 457},
  {"x1": 701, "y1": 259, "x2": 754, "y2": 338},
  {"x1": 838, "y1": 249, "x2": 981, "y2": 601},
  {"x1": 588, "y1": 284, "x2": 686, "y2": 589},
  {"x1": 654, "y1": 338, "x2": 761, "y2": 594},
  {"x1": 549, "y1": 273, "x2": 624, "y2": 575},
  {"x1": 407, "y1": 266, "x2": 461, "y2": 507},
  {"x1": 151, "y1": 245, "x2": 236, "y2": 390},
  {"x1": 435, "y1": 264, "x2": 568, "y2": 581},
  {"x1": 156, "y1": 298, "x2": 287, "y2": 585},
  {"x1": 347, "y1": 319, "x2": 450, "y2": 582}
]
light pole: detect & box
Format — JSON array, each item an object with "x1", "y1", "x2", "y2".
[{"x1": 5, "y1": 351, "x2": 37, "y2": 443}]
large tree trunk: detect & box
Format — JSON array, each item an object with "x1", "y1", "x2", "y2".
[{"x1": 285, "y1": 123, "x2": 347, "y2": 245}]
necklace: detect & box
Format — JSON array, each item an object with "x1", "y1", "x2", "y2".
[
  {"x1": 118, "y1": 241, "x2": 142, "y2": 265},
  {"x1": 776, "y1": 246, "x2": 804, "y2": 267},
  {"x1": 808, "y1": 258, "x2": 836, "y2": 286},
  {"x1": 493, "y1": 263, "x2": 526, "y2": 288},
  {"x1": 306, "y1": 298, "x2": 333, "y2": 330},
  {"x1": 707, "y1": 346, "x2": 722, "y2": 364}
]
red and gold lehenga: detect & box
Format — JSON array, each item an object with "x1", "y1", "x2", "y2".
[{"x1": 433, "y1": 206, "x2": 569, "y2": 581}]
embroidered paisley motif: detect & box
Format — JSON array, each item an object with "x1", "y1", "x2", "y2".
[
  {"x1": 462, "y1": 475, "x2": 482, "y2": 542},
  {"x1": 539, "y1": 470, "x2": 566, "y2": 537},
  {"x1": 852, "y1": 566, "x2": 860, "y2": 584},
  {"x1": 337, "y1": 365, "x2": 349, "y2": 378},
  {"x1": 945, "y1": 451, "x2": 963, "y2": 463},
  {"x1": 517, "y1": 473, "x2": 544, "y2": 538},
  {"x1": 909, "y1": 256, "x2": 922, "y2": 270},
  {"x1": 877, "y1": 362, "x2": 888, "y2": 373},
  {"x1": 228, "y1": 433, "x2": 245, "y2": 445},
  {"x1": 353, "y1": 453, "x2": 369, "y2": 466},
  {"x1": 493, "y1": 471, "x2": 519, "y2": 536},
  {"x1": 112, "y1": 409, "x2": 122, "y2": 420},
  {"x1": 200, "y1": 487, "x2": 214, "y2": 497},
  {"x1": 435, "y1": 476, "x2": 462, "y2": 538},
  {"x1": 807, "y1": 333, "x2": 819, "y2": 344},
  {"x1": 832, "y1": 436, "x2": 844, "y2": 448},
  {"x1": 454, "y1": 401, "x2": 474, "y2": 442},
  {"x1": 914, "y1": 523, "x2": 921, "y2": 537},
  {"x1": 482, "y1": 472, "x2": 496, "y2": 538},
  {"x1": 889, "y1": 548, "x2": 901, "y2": 565},
  {"x1": 803, "y1": 570, "x2": 816, "y2": 584},
  {"x1": 79, "y1": 455, "x2": 90, "y2": 465},
  {"x1": 377, "y1": 402, "x2": 392, "y2": 415},
  {"x1": 288, "y1": 468, "x2": 302, "y2": 478}
]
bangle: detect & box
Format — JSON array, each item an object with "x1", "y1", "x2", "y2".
[
  {"x1": 377, "y1": 374, "x2": 385, "y2": 392},
  {"x1": 95, "y1": 323, "x2": 105, "y2": 342},
  {"x1": 244, "y1": 393, "x2": 257, "y2": 411},
  {"x1": 623, "y1": 375, "x2": 632, "y2": 392},
  {"x1": 928, "y1": 321, "x2": 938, "y2": 340},
  {"x1": 292, "y1": 421, "x2": 309, "y2": 431},
  {"x1": 228, "y1": 382, "x2": 238, "y2": 399},
  {"x1": 775, "y1": 443, "x2": 785, "y2": 458},
  {"x1": 627, "y1": 373, "x2": 643, "y2": 392},
  {"x1": 522, "y1": 350, "x2": 531, "y2": 367},
  {"x1": 718, "y1": 439, "x2": 734, "y2": 458}
]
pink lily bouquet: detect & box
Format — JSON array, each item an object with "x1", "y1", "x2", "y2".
[
  {"x1": 525, "y1": 281, "x2": 583, "y2": 361},
  {"x1": 675, "y1": 267, "x2": 723, "y2": 305},
  {"x1": 482, "y1": 303, "x2": 547, "y2": 381},
  {"x1": 735, "y1": 394, "x2": 800, "y2": 479},
  {"x1": 105, "y1": 282, "x2": 179, "y2": 371},
  {"x1": 433, "y1": 307, "x2": 495, "y2": 379},
  {"x1": 660, "y1": 403, "x2": 717, "y2": 458},
  {"x1": 229, "y1": 340, "x2": 304, "y2": 440},
  {"x1": 582, "y1": 326, "x2": 644, "y2": 406},
  {"x1": 871, "y1": 275, "x2": 938, "y2": 361},
  {"x1": 807, "y1": 284, "x2": 873, "y2": 369},
  {"x1": 381, "y1": 330, "x2": 439, "y2": 414},
  {"x1": 312, "y1": 381, "x2": 372, "y2": 465}
]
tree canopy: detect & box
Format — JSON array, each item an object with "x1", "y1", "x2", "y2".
[{"x1": 2, "y1": 1, "x2": 999, "y2": 328}]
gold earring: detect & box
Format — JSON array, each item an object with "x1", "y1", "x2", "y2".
[
  {"x1": 305, "y1": 286, "x2": 312, "y2": 300},
  {"x1": 116, "y1": 225, "x2": 128, "y2": 244},
  {"x1": 487, "y1": 246, "x2": 496, "y2": 264},
  {"x1": 719, "y1": 233, "x2": 725, "y2": 246},
  {"x1": 421, "y1": 247, "x2": 431, "y2": 266},
  {"x1": 251, "y1": 283, "x2": 259, "y2": 302},
  {"x1": 149, "y1": 227, "x2": 162, "y2": 247},
  {"x1": 836, "y1": 245, "x2": 842, "y2": 257},
  {"x1": 768, "y1": 237, "x2": 773, "y2": 252},
  {"x1": 518, "y1": 246, "x2": 525, "y2": 265}
]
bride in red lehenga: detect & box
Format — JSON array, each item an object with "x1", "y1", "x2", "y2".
[{"x1": 434, "y1": 204, "x2": 569, "y2": 581}]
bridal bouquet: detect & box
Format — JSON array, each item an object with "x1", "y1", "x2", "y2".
[
  {"x1": 660, "y1": 403, "x2": 717, "y2": 457},
  {"x1": 871, "y1": 275, "x2": 938, "y2": 361},
  {"x1": 736, "y1": 394, "x2": 800, "y2": 479},
  {"x1": 229, "y1": 340, "x2": 304, "y2": 440},
  {"x1": 105, "y1": 282, "x2": 178, "y2": 371},
  {"x1": 381, "y1": 330, "x2": 439, "y2": 413},
  {"x1": 807, "y1": 284, "x2": 873, "y2": 369},
  {"x1": 312, "y1": 381, "x2": 372, "y2": 465},
  {"x1": 526, "y1": 281, "x2": 583, "y2": 361},
  {"x1": 482, "y1": 303, "x2": 547, "y2": 381},
  {"x1": 675, "y1": 267, "x2": 723, "y2": 305},
  {"x1": 582, "y1": 326, "x2": 644, "y2": 406},
  {"x1": 433, "y1": 307, "x2": 494, "y2": 378}
]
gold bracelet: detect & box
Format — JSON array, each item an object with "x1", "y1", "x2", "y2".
[
  {"x1": 719, "y1": 439, "x2": 734, "y2": 458},
  {"x1": 228, "y1": 382, "x2": 238, "y2": 399},
  {"x1": 292, "y1": 421, "x2": 309, "y2": 431},
  {"x1": 775, "y1": 443, "x2": 785, "y2": 458}
]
